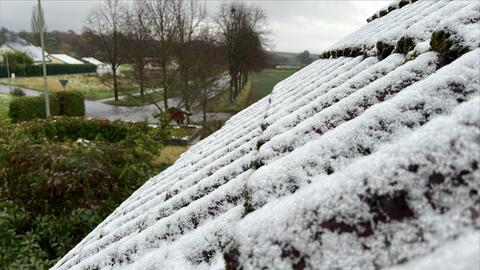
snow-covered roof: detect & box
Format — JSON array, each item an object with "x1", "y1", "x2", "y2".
[
  {"x1": 3, "y1": 39, "x2": 47, "y2": 62},
  {"x1": 81, "y1": 57, "x2": 105, "y2": 66},
  {"x1": 51, "y1": 1, "x2": 480, "y2": 269},
  {"x1": 325, "y1": 0, "x2": 480, "y2": 57},
  {"x1": 49, "y1": 54, "x2": 84, "y2": 65}
]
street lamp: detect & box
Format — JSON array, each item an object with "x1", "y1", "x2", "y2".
[
  {"x1": 4, "y1": 53, "x2": 12, "y2": 92},
  {"x1": 38, "y1": 0, "x2": 50, "y2": 117}
]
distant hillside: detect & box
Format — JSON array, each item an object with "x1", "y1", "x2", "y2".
[{"x1": 266, "y1": 50, "x2": 318, "y2": 68}]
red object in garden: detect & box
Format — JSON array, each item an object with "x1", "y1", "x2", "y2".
[{"x1": 168, "y1": 107, "x2": 185, "y2": 125}]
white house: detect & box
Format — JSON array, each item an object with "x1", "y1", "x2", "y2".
[
  {"x1": 81, "y1": 57, "x2": 104, "y2": 66},
  {"x1": 81, "y1": 57, "x2": 114, "y2": 74},
  {"x1": 48, "y1": 54, "x2": 84, "y2": 64},
  {"x1": 0, "y1": 39, "x2": 49, "y2": 64}
]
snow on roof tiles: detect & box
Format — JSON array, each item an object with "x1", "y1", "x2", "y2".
[
  {"x1": 81, "y1": 57, "x2": 105, "y2": 66},
  {"x1": 51, "y1": 1, "x2": 480, "y2": 269},
  {"x1": 4, "y1": 39, "x2": 47, "y2": 62},
  {"x1": 49, "y1": 54, "x2": 84, "y2": 64}
]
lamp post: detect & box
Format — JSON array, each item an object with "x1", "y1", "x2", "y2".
[
  {"x1": 4, "y1": 53, "x2": 12, "y2": 92},
  {"x1": 38, "y1": 0, "x2": 50, "y2": 117}
]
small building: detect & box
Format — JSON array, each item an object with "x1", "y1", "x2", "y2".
[
  {"x1": 82, "y1": 57, "x2": 113, "y2": 74},
  {"x1": 0, "y1": 39, "x2": 49, "y2": 64},
  {"x1": 48, "y1": 54, "x2": 84, "y2": 64},
  {"x1": 81, "y1": 57, "x2": 104, "y2": 66}
]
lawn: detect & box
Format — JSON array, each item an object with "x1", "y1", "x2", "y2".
[
  {"x1": 155, "y1": 145, "x2": 189, "y2": 165},
  {"x1": 0, "y1": 74, "x2": 137, "y2": 101},
  {"x1": 247, "y1": 69, "x2": 296, "y2": 105},
  {"x1": 206, "y1": 80, "x2": 252, "y2": 113},
  {"x1": 0, "y1": 93, "x2": 10, "y2": 124},
  {"x1": 206, "y1": 69, "x2": 296, "y2": 113}
]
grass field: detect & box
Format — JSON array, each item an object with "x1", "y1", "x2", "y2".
[
  {"x1": 206, "y1": 80, "x2": 252, "y2": 113},
  {"x1": 206, "y1": 69, "x2": 296, "y2": 113},
  {"x1": 0, "y1": 74, "x2": 137, "y2": 101},
  {"x1": 247, "y1": 69, "x2": 296, "y2": 105},
  {"x1": 155, "y1": 146, "x2": 189, "y2": 165},
  {"x1": 0, "y1": 94, "x2": 11, "y2": 124}
]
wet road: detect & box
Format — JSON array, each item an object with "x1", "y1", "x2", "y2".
[{"x1": 0, "y1": 84, "x2": 232, "y2": 123}]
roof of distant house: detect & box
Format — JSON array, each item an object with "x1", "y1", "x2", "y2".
[
  {"x1": 51, "y1": 1, "x2": 480, "y2": 269},
  {"x1": 3, "y1": 39, "x2": 47, "y2": 62},
  {"x1": 49, "y1": 54, "x2": 84, "y2": 65},
  {"x1": 81, "y1": 57, "x2": 105, "y2": 66}
]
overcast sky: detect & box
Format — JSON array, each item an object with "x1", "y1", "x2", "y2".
[{"x1": 0, "y1": 0, "x2": 390, "y2": 54}]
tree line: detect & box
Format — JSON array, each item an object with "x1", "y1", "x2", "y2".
[{"x1": 84, "y1": 0, "x2": 269, "y2": 124}]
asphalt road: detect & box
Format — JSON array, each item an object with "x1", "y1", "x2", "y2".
[{"x1": 0, "y1": 84, "x2": 232, "y2": 123}]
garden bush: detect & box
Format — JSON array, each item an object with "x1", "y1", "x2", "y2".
[
  {"x1": 0, "y1": 118, "x2": 168, "y2": 269},
  {"x1": 10, "y1": 88, "x2": 26, "y2": 97},
  {"x1": 8, "y1": 96, "x2": 57, "y2": 122},
  {"x1": 24, "y1": 117, "x2": 128, "y2": 143},
  {"x1": 55, "y1": 91, "x2": 85, "y2": 117},
  {"x1": 8, "y1": 91, "x2": 86, "y2": 123}
]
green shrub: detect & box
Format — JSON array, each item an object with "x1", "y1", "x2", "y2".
[
  {"x1": 21, "y1": 118, "x2": 127, "y2": 143},
  {"x1": 0, "y1": 52, "x2": 33, "y2": 77},
  {"x1": 10, "y1": 88, "x2": 26, "y2": 97},
  {"x1": 55, "y1": 91, "x2": 85, "y2": 116},
  {"x1": 8, "y1": 96, "x2": 55, "y2": 122},
  {"x1": 0, "y1": 118, "x2": 168, "y2": 269},
  {"x1": 8, "y1": 92, "x2": 85, "y2": 122}
]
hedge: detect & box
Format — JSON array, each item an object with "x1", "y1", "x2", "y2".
[
  {"x1": 9, "y1": 91, "x2": 85, "y2": 122},
  {"x1": 0, "y1": 65, "x2": 7, "y2": 77},
  {"x1": 26, "y1": 118, "x2": 129, "y2": 143},
  {"x1": 0, "y1": 64, "x2": 97, "y2": 78},
  {"x1": 56, "y1": 91, "x2": 85, "y2": 117},
  {"x1": 8, "y1": 96, "x2": 53, "y2": 122}
]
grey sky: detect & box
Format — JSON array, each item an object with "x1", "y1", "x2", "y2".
[{"x1": 0, "y1": 0, "x2": 390, "y2": 53}]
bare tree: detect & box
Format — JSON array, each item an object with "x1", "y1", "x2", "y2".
[
  {"x1": 85, "y1": 0, "x2": 126, "y2": 101},
  {"x1": 31, "y1": 3, "x2": 47, "y2": 46},
  {"x1": 215, "y1": 1, "x2": 269, "y2": 103},
  {"x1": 189, "y1": 28, "x2": 225, "y2": 127},
  {"x1": 123, "y1": 0, "x2": 153, "y2": 97},
  {"x1": 146, "y1": 0, "x2": 175, "y2": 111},
  {"x1": 31, "y1": 3, "x2": 46, "y2": 42},
  {"x1": 171, "y1": 0, "x2": 207, "y2": 123}
]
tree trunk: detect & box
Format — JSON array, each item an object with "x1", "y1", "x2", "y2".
[
  {"x1": 244, "y1": 72, "x2": 249, "y2": 88},
  {"x1": 202, "y1": 80, "x2": 207, "y2": 128},
  {"x1": 112, "y1": 66, "x2": 119, "y2": 101},
  {"x1": 162, "y1": 62, "x2": 168, "y2": 110},
  {"x1": 229, "y1": 69, "x2": 235, "y2": 103},
  {"x1": 183, "y1": 69, "x2": 190, "y2": 124},
  {"x1": 238, "y1": 73, "x2": 243, "y2": 91},
  {"x1": 139, "y1": 66, "x2": 145, "y2": 97},
  {"x1": 233, "y1": 73, "x2": 239, "y2": 100}
]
